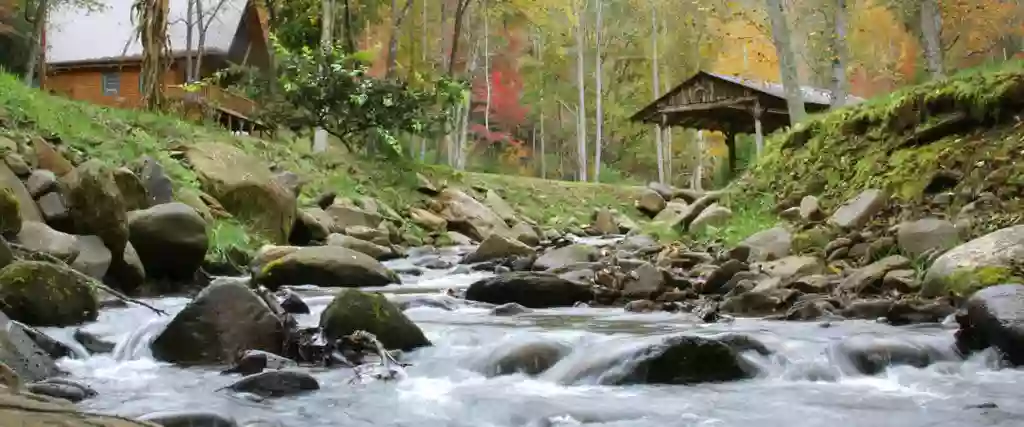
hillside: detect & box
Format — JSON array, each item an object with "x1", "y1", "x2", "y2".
[
  {"x1": 728, "y1": 61, "x2": 1024, "y2": 240},
  {"x1": 0, "y1": 73, "x2": 643, "y2": 268}
]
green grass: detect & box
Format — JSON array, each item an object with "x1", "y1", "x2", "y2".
[{"x1": 0, "y1": 73, "x2": 646, "y2": 262}]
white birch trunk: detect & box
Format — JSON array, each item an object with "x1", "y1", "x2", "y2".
[
  {"x1": 830, "y1": 0, "x2": 849, "y2": 109},
  {"x1": 483, "y1": 2, "x2": 491, "y2": 134},
  {"x1": 765, "y1": 0, "x2": 807, "y2": 124},
  {"x1": 920, "y1": 0, "x2": 945, "y2": 79},
  {"x1": 692, "y1": 130, "x2": 704, "y2": 191},
  {"x1": 651, "y1": 3, "x2": 665, "y2": 184},
  {"x1": 313, "y1": 0, "x2": 335, "y2": 153},
  {"x1": 593, "y1": 0, "x2": 603, "y2": 182},
  {"x1": 574, "y1": 0, "x2": 588, "y2": 182}
]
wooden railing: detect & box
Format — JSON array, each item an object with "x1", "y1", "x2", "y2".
[{"x1": 165, "y1": 84, "x2": 258, "y2": 119}]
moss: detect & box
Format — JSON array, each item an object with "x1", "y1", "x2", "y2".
[
  {"x1": 0, "y1": 261, "x2": 99, "y2": 326},
  {"x1": 0, "y1": 187, "x2": 20, "y2": 236},
  {"x1": 319, "y1": 289, "x2": 427, "y2": 351},
  {"x1": 946, "y1": 265, "x2": 1024, "y2": 296},
  {"x1": 791, "y1": 227, "x2": 833, "y2": 255}
]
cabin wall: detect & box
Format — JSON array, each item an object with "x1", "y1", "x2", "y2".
[
  {"x1": 227, "y1": 4, "x2": 270, "y2": 71},
  {"x1": 45, "y1": 63, "x2": 182, "y2": 109}
]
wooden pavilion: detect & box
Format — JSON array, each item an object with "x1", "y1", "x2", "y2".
[{"x1": 630, "y1": 70, "x2": 863, "y2": 176}]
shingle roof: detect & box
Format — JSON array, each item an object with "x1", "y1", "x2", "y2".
[
  {"x1": 706, "y1": 71, "x2": 864, "y2": 106},
  {"x1": 46, "y1": 0, "x2": 249, "y2": 66}
]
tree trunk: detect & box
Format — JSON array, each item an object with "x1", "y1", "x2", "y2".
[
  {"x1": 342, "y1": 0, "x2": 355, "y2": 52},
  {"x1": 593, "y1": 0, "x2": 603, "y2": 182},
  {"x1": 185, "y1": 0, "x2": 195, "y2": 82},
  {"x1": 540, "y1": 106, "x2": 547, "y2": 178},
  {"x1": 693, "y1": 130, "x2": 704, "y2": 191},
  {"x1": 313, "y1": 0, "x2": 334, "y2": 153},
  {"x1": 447, "y1": 0, "x2": 473, "y2": 76},
  {"x1": 483, "y1": 1, "x2": 490, "y2": 133},
  {"x1": 651, "y1": 3, "x2": 664, "y2": 184},
  {"x1": 573, "y1": 0, "x2": 587, "y2": 182},
  {"x1": 22, "y1": 0, "x2": 47, "y2": 86},
  {"x1": 830, "y1": 0, "x2": 849, "y2": 109},
  {"x1": 765, "y1": 0, "x2": 806, "y2": 124},
  {"x1": 920, "y1": 0, "x2": 944, "y2": 79},
  {"x1": 194, "y1": 0, "x2": 205, "y2": 78},
  {"x1": 419, "y1": 0, "x2": 428, "y2": 161},
  {"x1": 385, "y1": 0, "x2": 413, "y2": 79}
]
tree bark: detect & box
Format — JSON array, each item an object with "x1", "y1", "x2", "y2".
[
  {"x1": 651, "y1": 3, "x2": 664, "y2": 184},
  {"x1": 384, "y1": 0, "x2": 413, "y2": 79},
  {"x1": 830, "y1": 0, "x2": 849, "y2": 109},
  {"x1": 447, "y1": 0, "x2": 473, "y2": 76},
  {"x1": 593, "y1": 0, "x2": 603, "y2": 182},
  {"x1": 185, "y1": 0, "x2": 195, "y2": 82},
  {"x1": 765, "y1": 0, "x2": 806, "y2": 124},
  {"x1": 342, "y1": 0, "x2": 355, "y2": 52},
  {"x1": 920, "y1": 0, "x2": 944, "y2": 79},
  {"x1": 313, "y1": 0, "x2": 334, "y2": 153},
  {"x1": 483, "y1": 1, "x2": 490, "y2": 133},
  {"x1": 573, "y1": 0, "x2": 587, "y2": 182},
  {"x1": 23, "y1": 0, "x2": 47, "y2": 86}
]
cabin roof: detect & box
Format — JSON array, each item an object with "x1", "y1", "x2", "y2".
[{"x1": 45, "y1": 0, "x2": 251, "y2": 66}]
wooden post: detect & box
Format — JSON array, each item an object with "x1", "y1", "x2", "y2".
[
  {"x1": 752, "y1": 99, "x2": 765, "y2": 157},
  {"x1": 725, "y1": 130, "x2": 737, "y2": 179}
]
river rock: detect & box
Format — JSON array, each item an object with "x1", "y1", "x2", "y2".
[
  {"x1": 277, "y1": 289, "x2": 310, "y2": 315},
  {"x1": 0, "y1": 261, "x2": 98, "y2": 326},
  {"x1": 15, "y1": 321, "x2": 77, "y2": 360},
  {"x1": 2, "y1": 160, "x2": 42, "y2": 229},
  {"x1": 758, "y1": 256, "x2": 824, "y2": 282},
  {"x1": 0, "y1": 309, "x2": 60, "y2": 383},
  {"x1": 25, "y1": 169, "x2": 57, "y2": 199},
  {"x1": 15, "y1": 221, "x2": 79, "y2": 262},
  {"x1": 409, "y1": 207, "x2": 446, "y2": 231},
  {"x1": 325, "y1": 204, "x2": 382, "y2": 232},
  {"x1": 136, "y1": 156, "x2": 174, "y2": 206},
  {"x1": 835, "y1": 335, "x2": 958, "y2": 375},
  {"x1": 533, "y1": 244, "x2": 599, "y2": 271},
  {"x1": 320, "y1": 289, "x2": 431, "y2": 351},
  {"x1": 185, "y1": 142, "x2": 296, "y2": 243},
  {"x1": 446, "y1": 231, "x2": 474, "y2": 246},
  {"x1": 688, "y1": 204, "x2": 733, "y2": 232},
  {"x1": 475, "y1": 339, "x2": 571, "y2": 377},
  {"x1": 635, "y1": 189, "x2": 667, "y2": 217},
  {"x1": 553, "y1": 334, "x2": 763, "y2": 386},
  {"x1": 60, "y1": 159, "x2": 129, "y2": 259},
  {"x1": 291, "y1": 208, "x2": 332, "y2": 245},
  {"x1": 0, "y1": 238, "x2": 11, "y2": 270},
  {"x1": 739, "y1": 227, "x2": 791, "y2": 262},
  {"x1": 126, "y1": 203, "x2": 209, "y2": 281},
  {"x1": 112, "y1": 167, "x2": 149, "y2": 212},
  {"x1": 828, "y1": 189, "x2": 888, "y2": 229},
  {"x1": 226, "y1": 370, "x2": 319, "y2": 398},
  {"x1": 26, "y1": 382, "x2": 90, "y2": 403},
  {"x1": 326, "y1": 233, "x2": 396, "y2": 261},
  {"x1": 256, "y1": 246, "x2": 400, "y2": 290},
  {"x1": 70, "y1": 235, "x2": 112, "y2": 280},
  {"x1": 799, "y1": 195, "x2": 824, "y2": 221},
  {"x1": 490, "y1": 302, "x2": 531, "y2": 316},
  {"x1": 955, "y1": 283, "x2": 1024, "y2": 366},
  {"x1": 838, "y1": 255, "x2": 911, "y2": 296},
  {"x1": 922, "y1": 225, "x2": 1024, "y2": 297},
  {"x1": 437, "y1": 188, "x2": 511, "y2": 241},
  {"x1": 3, "y1": 152, "x2": 29, "y2": 176},
  {"x1": 622, "y1": 262, "x2": 665, "y2": 299},
  {"x1": 463, "y1": 233, "x2": 535, "y2": 264},
  {"x1": 896, "y1": 218, "x2": 959, "y2": 258},
  {"x1": 466, "y1": 272, "x2": 593, "y2": 308},
  {"x1": 151, "y1": 278, "x2": 284, "y2": 365},
  {"x1": 0, "y1": 387, "x2": 153, "y2": 426},
  {"x1": 222, "y1": 350, "x2": 298, "y2": 376},
  {"x1": 138, "y1": 411, "x2": 238, "y2": 427},
  {"x1": 74, "y1": 328, "x2": 116, "y2": 354}
]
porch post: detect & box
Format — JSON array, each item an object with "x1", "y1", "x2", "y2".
[{"x1": 752, "y1": 99, "x2": 765, "y2": 157}]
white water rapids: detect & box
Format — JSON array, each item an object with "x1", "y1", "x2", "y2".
[{"x1": 31, "y1": 242, "x2": 1024, "y2": 427}]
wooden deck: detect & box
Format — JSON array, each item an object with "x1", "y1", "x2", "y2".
[{"x1": 166, "y1": 85, "x2": 268, "y2": 135}]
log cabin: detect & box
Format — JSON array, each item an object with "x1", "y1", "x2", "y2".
[{"x1": 43, "y1": 0, "x2": 270, "y2": 133}]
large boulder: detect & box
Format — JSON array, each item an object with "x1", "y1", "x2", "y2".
[
  {"x1": 0, "y1": 261, "x2": 98, "y2": 327},
  {"x1": 151, "y1": 278, "x2": 284, "y2": 365},
  {"x1": 319, "y1": 289, "x2": 430, "y2": 351},
  {"x1": 15, "y1": 222, "x2": 79, "y2": 262},
  {"x1": 533, "y1": 244, "x2": 599, "y2": 271},
  {"x1": 185, "y1": 142, "x2": 296, "y2": 243},
  {"x1": 70, "y1": 235, "x2": 112, "y2": 279},
  {"x1": 0, "y1": 309, "x2": 60, "y2": 382},
  {"x1": 896, "y1": 218, "x2": 959, "y2": 258},
  {"x1": 0, "y1": 238, "x2": 11, "y2": 270},
  {"x1": 922, "y1": 225, "x2": 1024, "y2": 297},
  {"x1": 325, "y1": 204, "x2": 382, "y2": 231},
  {"x1": 737, "y1": 226, "x2": 792, "y2": 262},
  {"x1": 409, "y1": 207, "x2": 446, "y2": 232},
  {"x1": 466, "y1": 272, "x2": 593, "y2": 308},
  {"x1": 955, "y1": 283, "x2": 1024, "y2": 366},
  {"x1": 635, "y1": 189, "x2": 667, "y2": 217},
  {"x1": 59, "y1": 160, "x2": 129, "y2": 258},
  {"x1": 547, "y1": 334, "x2": 765, "y2": 385},
  {"x1": 127, "y1": 202, "x2": 209, "y2": 281},
  {"x1": 112, "y1": 167, "x2": 149, "y2": 212},
  {"x1": 437, "y1": 188, "x2": 511, "y2": 241},
  {"x1": 255, "y1": 246, "x2": 400, "y2": 290},
  {"x1": 463, "y1": 233, "x2": 535, "y2": 264},
  {"x1": 484, "y1": 189, "x2": 517, "y2": 222},
  {"x1": 325, "y1": 233, "x2": 396, "y2": 261}
]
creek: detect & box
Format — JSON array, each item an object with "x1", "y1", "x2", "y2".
[{"x1": 36, "y1": 243, "x2": 1024, "y2": 427}]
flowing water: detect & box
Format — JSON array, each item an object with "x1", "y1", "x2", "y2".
[{"x1": 37, "y1": 242, "x2": 1024, "y2": 427}]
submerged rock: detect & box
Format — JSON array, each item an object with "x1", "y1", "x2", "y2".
[
  {"x1": 0, "y1": 309, "x2": 60, "y2": 382},
  {"x1": 226, "y1": 370, "x2": 320, "y2": 398},
  {"x1": 138, "y1": 411, "x2": 239, "y2": 427},
  {"x1": 466, "y1": 272, "x2": 593, "y2": 308},
  {"x1": 74, "y1": 328, "x2": 116, "y2": 354},
  {"x1": 320, "y1": 289, "x2": 431, "y2": 351},
  {"x1": 151, "y1": 278, "x2": 284, "y2": 365},
  {"x1": 475, "y1": 340, "x2": 572, "y2": 377},
  {"x1": 222, "y1": 350, "x2": 298, "y2": 376},
  {"x1": 956, "y1": 283, "x2": 1024, "y2": 366},
  {"x1": 835, "y1": 335, "x2": 959, "y2": 375}
]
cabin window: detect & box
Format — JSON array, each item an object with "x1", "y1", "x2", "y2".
[{"x1": 101, "y1": 72, "x2": 120, "y2": 96}]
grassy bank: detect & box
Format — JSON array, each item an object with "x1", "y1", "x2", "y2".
[
  {"x1": 699, "y1": 61, "x2": 1024, "y2": 244},
  {"x1": 0, "y1": 73, "x2": 643, "y2": 260}
]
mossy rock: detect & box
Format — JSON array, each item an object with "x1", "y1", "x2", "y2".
[
  {"x1": 112, "y1": 167, "x2": 149, "y2": 212},
  {"x1": 790, "y1": 227, "x2": 834, "y2": 255},
  {"x1": 319, "y1": 289, "x2": 430, "y2": 351},
  {"x1": 255, "y1": 246, "x2": 399, "y2": 290},
  {"x1": 0, "y1": 187, "x2": 20, "y2": 237},
  {"x1": 0, "y1": 261, "x2": 99, "y2": 327},
  {"x1": 60, "y1": 159, "x2": 128, "y2": 256},
  {"x1": 944, "y1": 266, "x2": 1024, "y2": 297},
  {"x1": 185, "y1": 142, "x2": 296, "y2": 243}
]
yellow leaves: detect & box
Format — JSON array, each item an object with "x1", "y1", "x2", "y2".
[{"x1": 710, "y1": 18, "x2": 779, "y2": 82}]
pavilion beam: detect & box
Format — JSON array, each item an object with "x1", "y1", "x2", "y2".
[
  {"x1": 655, "y1": 96, "x2": 758, "y2": 115},
  {"x1": 752, "y1": 99, "x2": 765, "y2": 157}
]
